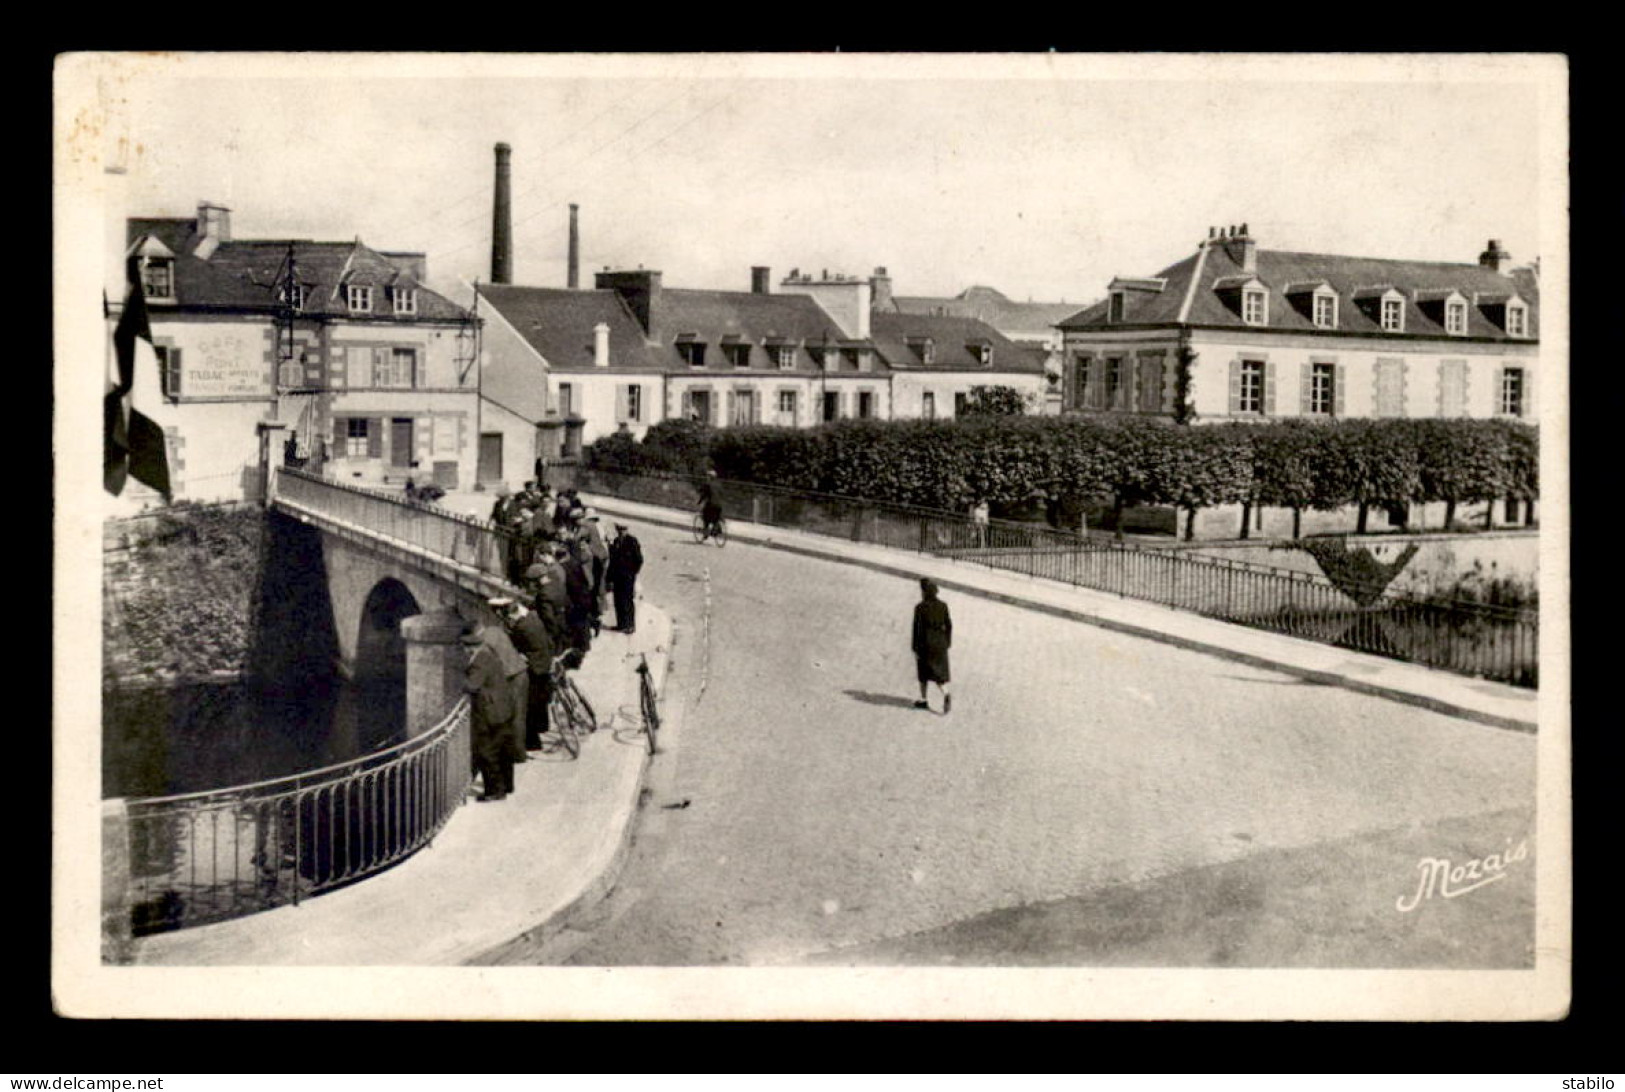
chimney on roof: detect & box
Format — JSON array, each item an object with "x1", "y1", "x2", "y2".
[
  {"x1": 595, "y1": 268, "x2": 662, "y2": 335},
  {"x1": 194, "y1": 201, "x2": 231, "y2": 259},
  {"x1": 870, "y1": 266, "x2": 894, "y2": 312},
  {"x1": 568, "y1": 204, "x2": 580, "y2": 289},
  {"x1": 751, "y1": 266, "x2": 771, "y2": 294},
  {"x1": 593, "y1": 321, "x2": 610, "y2": 367},
  {"x1": 1222, "y1": 223, "x2": 1258, "y2": 273},
  {"x1": 1479, "y1": 238, "x2": 1512, "y2": 274},
  {"x1": 492, "y1": 143, "x2": 513, "y2": 285}
]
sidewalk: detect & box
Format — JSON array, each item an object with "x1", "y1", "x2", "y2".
[
  {"x1": 132, "y1": 605, "x2": 673, "y2": 966},
  {"x1": 579, "y1": 492, "x2": 1539, "y2": 734}
]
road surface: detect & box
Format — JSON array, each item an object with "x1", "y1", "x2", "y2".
[{"x1": 551, "y1": 518, "x2": 1537, "y2": 967}]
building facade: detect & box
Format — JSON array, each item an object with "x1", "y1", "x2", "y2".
[
  {"x1": 474, "y1": 266, "x2": 1045, "y2": 473},
  {"x1": 1055, "y1": 225, "x2": 1540, "y2": 426},
  {"x1": 124, "y1": 203, "x2": 480, "y2": 502}
]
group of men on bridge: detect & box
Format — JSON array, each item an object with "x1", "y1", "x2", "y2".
[{"x1": 461, "y1": 484, "x2": 645, "y2": 802}]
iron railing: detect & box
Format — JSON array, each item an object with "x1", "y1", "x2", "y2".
[
  {"x1": 564, "y1": 464, "x2": 1538, "y2": 688},
  {"x1": 274, "y1": 468, "x2": 519, "y2": 583},
  {"x1": 121, "y1": 698, "x2": 472, "y2": 935}
]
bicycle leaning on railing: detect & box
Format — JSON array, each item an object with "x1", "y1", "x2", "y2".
[
  {"x1": 635, "y1": 652, "x2": 660, "y2": 756},
  {"x1": 544, "y1": 650, "x2": 598, "y2": 760}
]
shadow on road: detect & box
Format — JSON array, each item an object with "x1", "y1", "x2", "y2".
[
  {"x1": 1218, "y1": 674, "x2": 1333, "y2": 688},
  {"x1": 843, "y1": 689, "x2": 924, "y2": 710}
]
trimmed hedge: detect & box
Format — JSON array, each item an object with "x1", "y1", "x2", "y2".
[{"x1": 588, "y1": 415, "x2": 1538, "y2": 536}]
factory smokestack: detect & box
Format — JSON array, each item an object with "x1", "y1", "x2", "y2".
[
  {"x1": 491, "y1": 143, "x2": 513, "y2": 284},
  {"x1": 568, "y1": 204, "x2": 580, "y2": 289}
]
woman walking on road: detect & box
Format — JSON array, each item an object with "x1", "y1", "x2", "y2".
[{"x1": 912, "y1": 578, "x2": 953, "y2": 714}]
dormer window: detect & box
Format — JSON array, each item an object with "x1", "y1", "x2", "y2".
[
  {"x1": 724, "y1": 343, "x2": 751, "y2": 369},
  {"x1": 1445, "y1": 299, "x2": 1467, "y2": 335},
  {"x1": 1242, "y1": 288, "x2": 1268, "y2": 326},
  {"x1": 347, "y1": 285, "x2": 373, "y2": 313},
  {"x1": 391, "y1": 287, "x2": 417, "y2": 315},
  {"x1": 906, "y1": 337, "x2": 935, "y2": 364},
  {"x1": 1312, "y1": 292, "x2": 1337, "y2": 329},
  {"x1": 773, "y1": 345, "x2": 797, "y2": 370},
  {"x1": 1381, "y1": 297, "x2": 1404, "y2": 332},
  {"x1": 676, "y1": 336, "x2": 706, "y2": 367},
  {"x1": 1108, "y1": 291, "x2": 1126, "y2": 323},
  {"x1": 1507, "y1": 302, "x2": 1528, "y2": 338},
  {"x1": 140, "y1": 258, "x2": 175, "y2": 302},
  {"x1": 282, "y1": 283, "x2": 306, "y2": 311},
  {"x1": 971, "y1": 342, "x2": 995, "y2": 367}
]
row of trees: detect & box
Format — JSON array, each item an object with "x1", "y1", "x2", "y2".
[{"x1": 585, "y1": 415, "x2": 1539, "y2": 540}]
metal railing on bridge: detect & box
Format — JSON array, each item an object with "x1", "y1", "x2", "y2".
[
  {"x1": 563, "y1": 464, "x2": 1539, "y2": 689},
  {"x1": 273, "y1": 468, "x2": 518, "y2": 584},
  {"x1": 121, "y1": 698, "x2": 472, "y2": 935}
]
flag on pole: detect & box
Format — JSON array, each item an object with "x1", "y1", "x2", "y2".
[{"x1": 105, "y1": 254, "x2": 172, "y2": 500}]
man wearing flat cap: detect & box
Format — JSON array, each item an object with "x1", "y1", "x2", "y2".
[
  {"x1": 607, "y1": 521, "x2": 644, "y2": 634},
  {"x1": 495, "y1": 598, "x2": 555, "y2": 751}
]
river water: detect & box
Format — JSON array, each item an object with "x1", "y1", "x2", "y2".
[{"x1": 101, "y1": 673, "x2": 384, "y2": 799}]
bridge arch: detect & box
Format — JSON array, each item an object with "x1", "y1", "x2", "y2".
[{"x1": 352, "y1": 577, "x2": 423, "y2": 750}]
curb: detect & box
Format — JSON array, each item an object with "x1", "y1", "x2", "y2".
[
  {"x1": 586, "y1": 497, "x2": 1536, "y2": 735},
  {"x1": 466, "y1": 611, "x2": 678, "y2": 966}
]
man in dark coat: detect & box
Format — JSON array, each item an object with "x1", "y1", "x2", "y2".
[
  {"x1": 463, "y1": 626, "x2": 517, "y2": 800},
  {"x1": 527, "y1": 560, "x2": 570, "y2": 650},
  {"x1": 498, "y1": 599, "x2": 555, "y2": 751},
  {"x1": 559, "y1": 541, "x2": 595, "y2": 657},
  {"x1": 911, "y1": 578, "x2": 953, "y2": 714},
  {"x1": 606, "y1": 522, "x2": 644, "y2": 634}
]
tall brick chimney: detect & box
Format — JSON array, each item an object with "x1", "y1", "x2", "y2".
[
  {"x1": 491, "y1": 143, "x2": 513, "y2": 285},
  {"x1": 568, "y1": 204, "x2": 580, "y2": 289},
  {"x1": 751, "y1": 266, "x2": 771, "y2": 294},
  {"x1": 870, "y1": 266, "x2": 893, "y2": 311}
]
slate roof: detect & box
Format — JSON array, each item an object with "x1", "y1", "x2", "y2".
[
  {"x1": 890, "y1": 285, "x2": 1082, "y2": 336},
  {"x1": 1058, "y1": 241, "x2": 1539, "y2": 340},
  {"x1": 479, "y1": 285, "x2": 667, "y2": 371},
  {"x1": 871, "y1": 312, "x2": 1045, "y2": 373},
  {"x1": 125, "y1": 217, "x2": 471, "y2": 323}
]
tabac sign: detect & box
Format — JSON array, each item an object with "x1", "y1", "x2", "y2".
[{"x1": 178, "y1": 327, "x2": 273, "y2": 400}]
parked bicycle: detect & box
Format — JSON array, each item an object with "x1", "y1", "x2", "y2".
[
  {"x1": 692, "y1": 512, "x2": 728, "y2": 547},
  {"x1": 635, "y1": 652, "x2": 660, "y2": 756},
  {"x1": 545, "y1": 649, "x2": 598, "y2": 759}
]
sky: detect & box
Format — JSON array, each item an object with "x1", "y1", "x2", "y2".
[{"x1": 79, "y1": 52, "x2": 1559, "y2": 309}]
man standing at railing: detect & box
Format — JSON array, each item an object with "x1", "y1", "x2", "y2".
[
  {"x1": 496, "y1": 597, "x2": 555, "y2": 753},
  {"x1": 463, "y1": 625, "x2": 517, "y2": 802},
  {"x1": 480, "y1": 608, "x2": 531, "y2": 769}
]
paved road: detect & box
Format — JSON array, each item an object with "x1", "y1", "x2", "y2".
[{"x1": 557, "y1": 519, "x2": 1537, "y2": 967}]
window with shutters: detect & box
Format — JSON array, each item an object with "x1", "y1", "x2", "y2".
[
  {"x1": 1309, "y1": 363, "x2": 1336, "y2": 415},
  {"x1": 156, "y1": 346, "x2": 181, "y2": 400},
  {"x1": 922, "y1": 391, "x2": 936, "y2": 420},
  {"x1": 1104, "y1": 357, "x2": 1123, "y2": 409},
  {"x1": 731, "y1": 390, "x2": 756, "y2": 425},
  {"x1": 1139, "y1": 355, "x2": 1164, "y2": 412},
  {"x1": 1374, "y1": 358, "x2": 1406, "y2": 417},
  {"x1": 557, "y1": 382, "x2": 575, "y2": 417},
  {"x1": 1499, "y1": 367, "x2": 1526, "y2": 417},
  {"x1": 372, "y1": 347, "x2": 416, "y2": 388},
  {"x1": 1438, "y1": 360, "x2": 1467, "y2": 416},
  {"x1": 345, "y1": 417, "x2": 370, "y2": 458},
  {"x1": 279, "y1": 359, "x2": 303, "y2": 388},
  {"x1": 1238, "y1": 360, "x2": 1265, "y2": 414},
  {"x1": 626, "y1": 385, "x2": 642, "y2": 422},
  {"x1": 1075, "y1": 357, "x2": 1093, "y2": 409},
  {"x1": 778, "y1": 389, "x2": 797, "y2": 421}
]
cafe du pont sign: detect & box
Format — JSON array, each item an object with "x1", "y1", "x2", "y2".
[{"x1": 180, "y1": 328, "x2": 274, "y2": 400}]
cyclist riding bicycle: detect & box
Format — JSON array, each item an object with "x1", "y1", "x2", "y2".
[{"x1": 697, "y1": 471, "x2": 724, "y2": 539}]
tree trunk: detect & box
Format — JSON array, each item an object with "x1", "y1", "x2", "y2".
[
  {"x1": 1356, "y1": 503, "x2": 1369, "y2": 534},
  {"x1": 1184, "y1": 506, "x2": 1197, "y2": 541},
  {"x1": 1112, "y1": 496, "x2": 1125, "y2": 542},
  {"x1": 1484, "y1": 502, "x2": 1494, "y2": 529},
  {"x1": 1444, "y1": 498, "x2": 1456, "y2": 529},
  {"x1": 1291, "y1": 507, "x2": 1302, "y2": 540},
  {"x1": 1527, "y1": 499, "x2": 1537, "y2": 526},
  {"x1": 1239, "y1": 501, "x2": 1252, "y2": 540}
]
